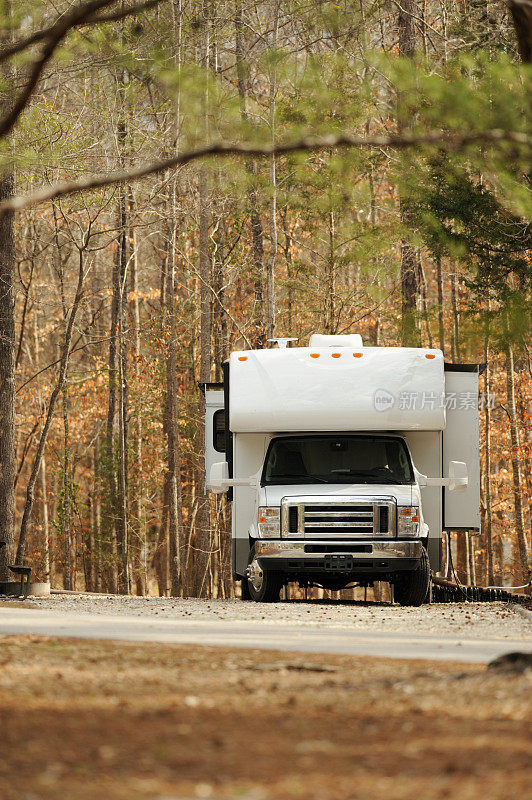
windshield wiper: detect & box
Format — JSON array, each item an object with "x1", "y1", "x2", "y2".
[
  {"x1": 338, "y1": 471, "x2": 404, "y2": 485},
  {"x1": 268, "y1": 473, "x2": 329, "y2": 483}
]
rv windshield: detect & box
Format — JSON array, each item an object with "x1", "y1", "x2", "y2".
[{"x1": 262, "y1": 435, "x2": 413, "y2": 485}]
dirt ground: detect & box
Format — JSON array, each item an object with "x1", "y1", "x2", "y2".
[{"x1": 0, "y1": 635, "x2": 530, "y2": 800}]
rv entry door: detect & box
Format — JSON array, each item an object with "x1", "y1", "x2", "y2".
[
  {"x1": 204, "y1": 387, "x2": 226, "y2": 492},
  {"x1": 442, "y1": 365, "x2": 481, "y2": 530}
]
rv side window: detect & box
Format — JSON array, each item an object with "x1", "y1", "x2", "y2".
[{"x1": 213, "y1": 409, "x2": 226, "y2": 453}]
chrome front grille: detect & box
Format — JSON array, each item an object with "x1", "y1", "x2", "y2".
[
  {"x1": 304, "y1": 504, "x2": 374, "y2": 534},
  {"x1": 281, "y1": 496, "x2": 396, "y2": 538}
]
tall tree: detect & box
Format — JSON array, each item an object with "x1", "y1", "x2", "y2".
[
  {"x1": 505, "y1": 340, "x2": 530, "y2": 589},
  {"x1": 195, "y1": 0, "x2": 212, "y2": 596},
  {"x1": 235, "y1": 0, "x2": 266, "y2": 346},
  {"x1": 0, "y1": 0, "x2": 15, "y2": 582},
  {"x1": 397, "y1": 0, "x2": 420, "y2": 346},
  {"x1": 0, "y1": 169, "x2": 15, "y2": 581}
]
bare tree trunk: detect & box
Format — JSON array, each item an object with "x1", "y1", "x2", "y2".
[
  {"x1": 62, "y1": 380, "x2": 72, "y2": 589},
  {"x1": 266, "y1": 169, "x2": 276, "y2": 340},
  {"x1": 280, "y1": 209, "x2": 293, "y2": 334},
  {"x1": 0, "y1": 171, "x2": 15, "y2": 581},
  {"x1": 450, "y1": 262, "x2": 460, "y2": 362},
  {"x1": 325, "y1": 209, "x2": 336, "y2": 333},
  {"x1": 465, "y1": 532, "x2": 472, "y2": 584},
  {"x1": 110, "y1": 61, "x2": 130, "y2": 593},
  {"x1": 516, "y1": 376, "x2": 532, "y2": 529},
  {"x1": 436, "y1": 255, "x2": 445, "y2": 355},
  {"x1": 212, "y1": 199, "x2": 228, "y2": 379},
  {"x1": 129, "y1": 200, "x2": 145, "y2": 595},
  {"x1": 235, "y1": 0, "x2": 265, "y2": 346},
  {"x1": 105, "y1": 215, "x2": 120, "y2": 592},
  {"x1": 367, "y1": 150, "x2": 380, "y2": 347},
  {"x1": 165, "y1": 194, "x2": 184, "y2": 597},
  {"x1": 86, "y1": 483, "x2": 94, "y2": 592},
  {"x1": 508, "y1": 1, "x2": 532, "y2": 63},
  {"x1": 397, "y1": 1, "x2": 420, "y2": 347},
  {"x1": 41, "y1": 455, "x2": 50, "y2": 584},
  {"x1": 505, "y1": 342, "x2": 530, "y2": 589},
  {"x1": 194, "y1": 0, "x2": 212, "y2": 597},
  {"x1": 116, "y1": 185, "x2": 129, "y2": 593},
  {"x1": 117, "y1": 298, "x2": 129, "y2": 593},
  {"x1": 419, "y1": 255, "x2": 433, "y2": 347},
  {"x1": 456, "y1": 533, "x2": 468, "y2": 585},
  {"x1": 484, "y1": 336, "x2": 494, "y2": 585},
  {"x1": 93, "y1": 432, "x2": 102, "y2": 592},
  {"x1": 399, "y1": 215, "x2": 420, "y2": 346},
  {"x1": 468, "y1": 532, "x2": 476, "y2": 586},
  {"x1": 266, "y1": 2, "x2": 279, "y2": 342},
  {"x1": 196, "y1": 193, "x2": 212, "y2": 596},
  {"x1": 154, "y1": 476, "x2": 170, "y2": 596}
]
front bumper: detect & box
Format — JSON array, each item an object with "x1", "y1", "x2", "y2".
[{"x1": 253, "y1": 539, "x2": 422, "y2": 575}]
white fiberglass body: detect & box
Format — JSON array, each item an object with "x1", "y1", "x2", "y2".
[{"x1": 229, "y1": 346, "x2": 446, "y2": 433}]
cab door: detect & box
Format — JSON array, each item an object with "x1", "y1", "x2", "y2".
[{"x1": 205, "y1": 388, "x2": 225, "y2": 491}]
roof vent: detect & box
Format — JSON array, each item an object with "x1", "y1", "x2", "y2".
[
  {"x1": 308, "y1": 334, "x2": 363, "y2": 348},
  {"x1": 267, "y1": 337, "x2": 299, "y2": 349}
]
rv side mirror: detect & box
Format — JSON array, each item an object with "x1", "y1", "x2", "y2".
[
  {"x1": 209, "y1": 462, "x2": 260, "y2": 493},
  {"x1": 448, "y1": 460, "x2": 468, "y2": 492},
  {"x1": 417, "y1": 462, "x2": 468, "y2": 490},
  {"x1": 210, "y1": 461, "x2": 229, "y2": 494}
]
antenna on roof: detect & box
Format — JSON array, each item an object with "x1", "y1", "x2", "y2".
[{"x1": 267, "y1": 337, "x2": 299, "y2": 349}]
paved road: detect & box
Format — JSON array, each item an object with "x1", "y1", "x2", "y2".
[{"x1": 0, "y1": 606, "x2": 529, "y2": 663}]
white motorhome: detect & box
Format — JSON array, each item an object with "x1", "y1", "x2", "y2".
[{"x1": 205, "y1": 334, "x2": 481, "y2": 606}]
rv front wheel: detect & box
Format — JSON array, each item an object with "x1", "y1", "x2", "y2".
[
  {"x1": 393, "y1": 547, "x2": 430, "y2": 607},
  {"x1": 246, "y1": 552, "x2": 282, "y2": 602}
]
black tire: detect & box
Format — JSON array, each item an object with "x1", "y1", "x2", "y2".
[
  {"x1": 394, "y1": 547, "x2": 430, "y2": 607},
  {"x1": 246, "y1": 549, "x2": 282, "y2": 602},
  {"x1": 240, "y1": 578, "x2": 252, "y2": 601}
]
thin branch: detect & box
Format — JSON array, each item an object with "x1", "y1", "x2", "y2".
[
  {"x1": 0, "y1": 0, "x2": 160, "y2": 63},
  {"x1": 0, "y1": 0, "x2": 115, "y2": 137},
  {"x1": 16, "y1": 336, "x2": 112, "y2": 394},
  {"x1": 13, "y1": 418, "x2": 41, "y2": 490},
  {"x1": 82, "y1": 0, "x2": 161, "y2": 26},
  {"x1": 389, "y1": 0, "x2": 445, "y2": 38},
  {"x1": 0, "y1": 0, "x2": 162, "y2": 138},
  {"x1": 1, "y1": 129, "x2": 529, "y2": 219},
  {"x1": 182, "y1": 256, "x2": 253, "y2": 349}
]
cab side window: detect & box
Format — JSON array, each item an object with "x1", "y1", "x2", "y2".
[{"x1": 213, "y1": 409, "x2": 226, "y2": 453}]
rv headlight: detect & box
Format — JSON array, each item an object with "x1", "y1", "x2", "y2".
[
  {"x1": 257, "y1": 507, "x2": 280, "y2": 538},
  {"x1": 398, "y1": 506, "x2": 420, "y2": 537}
]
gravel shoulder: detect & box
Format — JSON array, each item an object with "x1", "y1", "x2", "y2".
[
  {"x1": 30, "y1": 594, "x2": 531, "y2": 640},
  {"x1": 31, "y1": 594, "x2": 532, "y2": 640}
]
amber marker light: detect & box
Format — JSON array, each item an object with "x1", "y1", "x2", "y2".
[
  {"x1": 238, "y1": 356, "x2": 248, "y2": 361},
  {"x1": 331, "y1": 352, "x2": 341, "y2": 358},
  {"x1": 310, "y1": 353, "x2": 320, "y2": 358},
  {"x1": 425, "y1": 353, "x2": 435, "y2": 359},
  {"x1": 353, "y1": 352, "x2": 362, "y2": 358}
]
